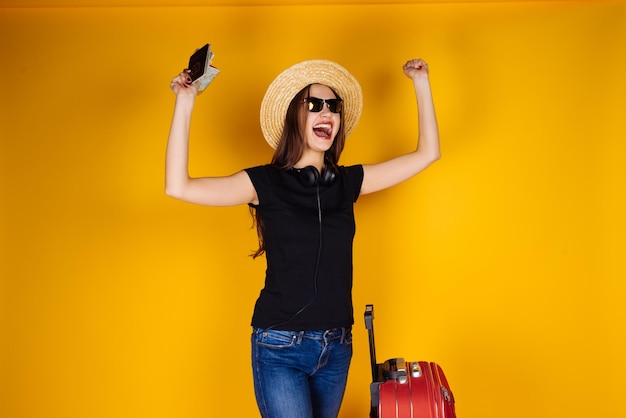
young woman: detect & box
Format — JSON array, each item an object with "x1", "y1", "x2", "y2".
[{"x1": 166, "y1": 58, "x2": 440, "y2": 418}]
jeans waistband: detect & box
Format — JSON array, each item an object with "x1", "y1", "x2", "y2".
[{"x1": 254, "y1": 327, "x2": 351, "y2": 344}]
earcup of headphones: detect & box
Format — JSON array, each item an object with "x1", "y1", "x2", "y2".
[
  {"x1": 319, "y1": 166, "x2": 336, "y2": 186},
  {"x1": 298, "y1": 166, "x2": 320, "y2": 187}
]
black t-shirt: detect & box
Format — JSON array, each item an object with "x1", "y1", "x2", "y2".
[{"x1": 244, "y1": 164, "x2": 364, "y2": 330}]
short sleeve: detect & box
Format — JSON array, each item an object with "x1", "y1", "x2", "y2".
[
  {"x1": 342, "y1": 164, "x2": 364, "y2": 203},
  {"x1": 244, "y1": 165, "x2": 273, "y2": 207}
]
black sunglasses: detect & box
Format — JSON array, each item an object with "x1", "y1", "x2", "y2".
[{"x1": 303, "y1": 97, "x2": 343, "y2": 113}]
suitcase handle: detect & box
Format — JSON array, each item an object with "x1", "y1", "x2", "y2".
[
  {"x1": 382, "y1": 357, "x2": 408, "y2": 384},
  {"x1": 364, "y1": 304, "x2": 380, "y2": 418},
  {"x1": 364, "y1": 304, "x2": 378, "y2": 382}
]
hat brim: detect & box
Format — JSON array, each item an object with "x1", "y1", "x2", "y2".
[{"x1": 260, "y1": 60, "x2": 363, "y2": 149}]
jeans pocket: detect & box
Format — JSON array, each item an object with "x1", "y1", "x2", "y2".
[{"x1": 255, "y1": 329, "x2": 297, "y2": 349}]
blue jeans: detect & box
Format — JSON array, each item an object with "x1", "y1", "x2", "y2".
[{"x1": 251, "y1": 327, "x2": 353, "y2": 418}]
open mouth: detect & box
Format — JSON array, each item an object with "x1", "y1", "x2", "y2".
[{"x1": 313, "y1": 123, "x2": 333, "y2": 139}]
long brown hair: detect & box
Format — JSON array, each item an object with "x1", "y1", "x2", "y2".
[{"x1": 250, "y1": 84, "x2": 347, "y2": 258}]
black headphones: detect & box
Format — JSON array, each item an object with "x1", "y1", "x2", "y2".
[{"x1": 294, "y1": 164, "x2": 336, "y2": 187}]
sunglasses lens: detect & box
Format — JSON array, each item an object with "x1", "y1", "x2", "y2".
[
  {"x1": 307, "y1": 98, "x2": 324, "y2": 112},
  {"x1": 327, "y1": 99, "x2": 342, "y2": 113}
]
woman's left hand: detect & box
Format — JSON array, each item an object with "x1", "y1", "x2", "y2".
[{"x1": 403, "y1": 59, "x2": 429, "y2": 80}]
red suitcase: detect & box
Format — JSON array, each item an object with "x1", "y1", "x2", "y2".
[{"x1": 364, "y1": 304, "x2": 457, "y2": 418}]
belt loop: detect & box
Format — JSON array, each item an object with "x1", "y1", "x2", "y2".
[
  {"x1": 340, "y1": 326, "x2": 351, "y2": 344},
  {"x1": 296, "y1": 331, "x2": 304, "y2": 345}
]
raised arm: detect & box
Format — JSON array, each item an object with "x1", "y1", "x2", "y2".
[
  {"x1": 360, "y1": 59, "x2": 440, "y2": 195},
  {"x1": 165, "y1": 71, "x2": 258, "y2": 206}
]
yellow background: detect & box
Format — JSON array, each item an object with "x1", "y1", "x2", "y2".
[{"x1": 1, "y1": 1, "x2": 625, "y2": 417}]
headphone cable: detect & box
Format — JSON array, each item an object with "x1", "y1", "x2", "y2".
[{"x1": 265, "y1": 183, "x2": 322, "y2": 330}]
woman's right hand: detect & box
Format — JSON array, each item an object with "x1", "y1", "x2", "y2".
[{"x1": 170, "y1": 69, "x2": 200, "y2": 97}]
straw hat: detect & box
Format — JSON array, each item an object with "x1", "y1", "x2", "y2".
[{"x1": 260, "y1": 59, "x2": 363, "y2": 149}]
